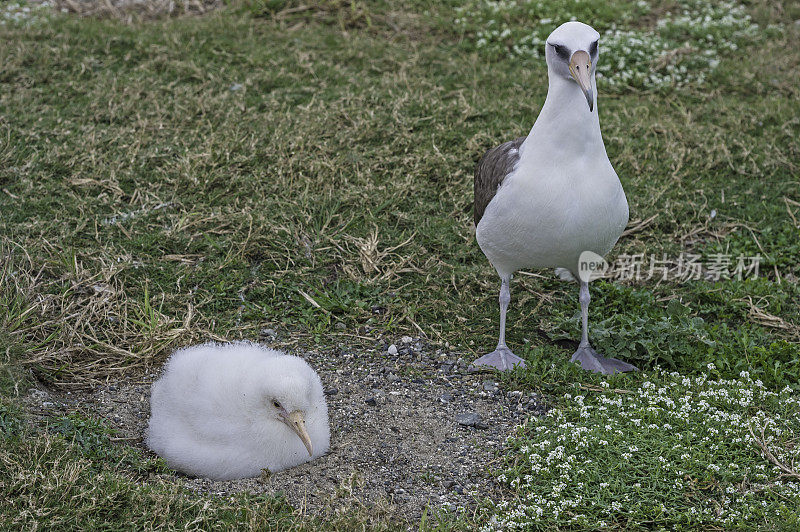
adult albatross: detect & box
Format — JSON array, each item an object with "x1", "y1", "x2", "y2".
[{"x1": 472, "y1": 21, "x2": 637, "y2": 374}]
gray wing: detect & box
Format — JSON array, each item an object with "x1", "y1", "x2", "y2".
[{"x1": 473, "y1": 137, "x2": 526, "y2": 226}]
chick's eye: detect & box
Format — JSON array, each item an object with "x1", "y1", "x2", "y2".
[{"x1": 272, "y1": 399, "x2": 281, "y2": 409}]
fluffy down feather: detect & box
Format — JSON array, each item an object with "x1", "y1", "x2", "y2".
[{"x1": 147, "y1": 341, "x2": 330, "y2": 480}]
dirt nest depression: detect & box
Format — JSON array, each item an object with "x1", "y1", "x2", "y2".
[{"x1": 23, "y1": 334, "x2": 550, "y2": 524}]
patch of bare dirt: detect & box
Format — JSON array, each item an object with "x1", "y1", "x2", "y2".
[{"x1": 23, "y1": 335, "x2": 549, "y2": 525}]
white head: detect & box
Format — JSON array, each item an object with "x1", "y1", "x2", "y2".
[
  {"x1": 544, "y1": 21, "x2": 601, "y2": 111},
  {"x1": 242, "y1": 352, "x2": 327, "y2": 458}
]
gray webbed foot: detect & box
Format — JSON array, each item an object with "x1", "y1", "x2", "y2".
[
  {"x1": 471, "y1": 347, "x2": 526, "y2": 371},
  {"x1": 570, "y1": 345, "x2": 637, "y2": 375}
]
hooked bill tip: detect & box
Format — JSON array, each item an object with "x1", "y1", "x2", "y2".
[{"x1": 581, "y1": 86, "x2": 594, "y2": 112}]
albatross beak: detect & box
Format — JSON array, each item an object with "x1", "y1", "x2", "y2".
[
  {"x1": 569, "y1": 50, "x2": 594, "y2": 112},
  {"x1": 282, "y1": 410, "x2": 313, "y2": 456}
]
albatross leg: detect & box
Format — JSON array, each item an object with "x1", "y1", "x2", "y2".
[
  {"x1": 570, "y1": 281, "x2": 637, "y2": 374},
  {"x1": 471, "y1": 277, "x2": 526, "y2": 371}
]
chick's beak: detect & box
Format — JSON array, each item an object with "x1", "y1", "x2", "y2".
[
  {"x1": 569, "y1": 50, "x2": 593, "y2": 112},
  {"x1": 282, "y1": 410, "x2": 313, "y2": 456}
]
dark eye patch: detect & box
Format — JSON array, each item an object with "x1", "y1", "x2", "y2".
[
  {"x1": 588, "y1": 40, "x2": 598, "y2": 57},
  {"x1": 551, "y1": 43, "x2": 570, "y2": 60}
]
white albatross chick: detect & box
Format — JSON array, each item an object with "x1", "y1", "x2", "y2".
[
  {"x1": 146, "y1": 341, "x2": 330, "y2": 480},
  {"x1": 472, "y1": 21, "x2": 637, "y2": 374}
]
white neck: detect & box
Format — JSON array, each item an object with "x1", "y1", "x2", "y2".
[{"x1": 520, "y1": 70, "x2": 604, "y2": 159}]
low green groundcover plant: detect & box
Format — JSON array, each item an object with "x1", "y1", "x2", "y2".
[
  {"x1": 0, "y1": 0, "x2": 53, "y2": 27},
  {"x1": 488, "y1": 370, "x2": 800, "y2": 529},
  {"x1": 453, "y1": 0, "x2": 767, "y2": 89}
]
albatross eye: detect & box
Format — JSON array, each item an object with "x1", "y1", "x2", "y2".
[
  {"x1": 272, "y1": 399, "x2": 281, "y2": 409},
  {"x1": 551, "y1": 43, "x2": 570, "y2": 60}
]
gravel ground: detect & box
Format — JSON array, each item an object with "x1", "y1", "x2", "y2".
[{"x1": 23, "y1": 334, "x2": 550, "y2": 524}]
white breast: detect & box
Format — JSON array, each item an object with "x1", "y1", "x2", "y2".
[{"x1": 476, "y1": 152, "x2": 628, "y2": 278}]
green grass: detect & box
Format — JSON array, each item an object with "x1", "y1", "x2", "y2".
[
  {"x1": 1, "y1": 0, "x2": 799, "y2": 529},
  {"x1": 0, "y1": 410, "x2": 375, "y2": 530},
  {"x1": 0, "y1": 404, "x2": 402, "y2": 529}
]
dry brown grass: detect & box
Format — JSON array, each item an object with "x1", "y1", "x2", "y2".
[
  {"x1": 1, "y1": 240, "x2": 223, "y2": 388},
  {"x1": 743, "y1": 296, "x2": 800, "y2": 342},
  {"x1": 750, "y1": 421, "x2": 800, "y2": 481},
  {"x1": 40, "y1": 0, "x2": 224, "y2": 22}
]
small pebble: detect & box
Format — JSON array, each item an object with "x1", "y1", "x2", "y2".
[
  {"x1": 456, "y1": 412, "x2": 487, "y2": 429},
  {"x1": 29, "y1": 389, "x2": 50, "y2": 400},
  {"x1": 387, "y1": 344, "x2": 398, "y2": 355},
  {"x1": 401, "y1": 336, "x2": 413, "y2": 344},
  {"x1": 365, "y1": 390, "x2": 385, "y2": 406},
  {"x1": 439, "y1": 393, "x2": 453, "y2": 404},
  {"x1": 324, "y1": 388, "x2": 339, "y2": 396},
  {"x1": 335, "y1": 322, "x2": 346, "y2": 330}
]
